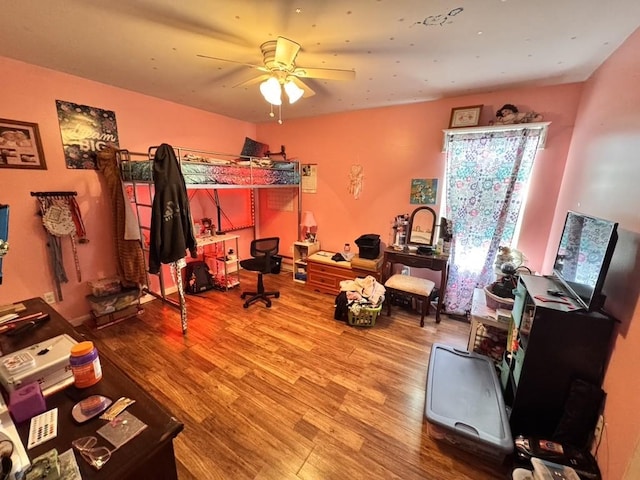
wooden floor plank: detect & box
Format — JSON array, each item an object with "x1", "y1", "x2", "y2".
[{"x1": 80, "y1": 270, "x2": 510, "y2": 480}]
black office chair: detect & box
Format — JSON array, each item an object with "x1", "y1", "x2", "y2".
[{"x1": 240, "y1": 237, "x2": 280, "y2": 308}]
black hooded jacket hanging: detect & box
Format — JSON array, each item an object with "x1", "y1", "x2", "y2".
[{"x1": 148, "y1": 143, "x2": 197, "y2": 274}]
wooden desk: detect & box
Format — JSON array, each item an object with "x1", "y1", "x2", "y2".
[
  {"x1": 382, "y1": 248, "x2": 449, "y2": 323},
  {"x1": 0, "y1": 298, "x2": 183, "y2": 480}
]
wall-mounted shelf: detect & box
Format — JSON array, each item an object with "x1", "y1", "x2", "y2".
[{"x1": 442, "y1": 121, "x2": 551, "y2": 152}]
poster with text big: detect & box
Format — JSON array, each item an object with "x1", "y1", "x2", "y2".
[{"x1": 56, "y1": 100, "x2": 119, "y2": 169}]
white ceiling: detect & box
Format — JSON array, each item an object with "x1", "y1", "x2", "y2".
[{"x1": 2, "y1": 1, "x2": 640, "y2": 124}]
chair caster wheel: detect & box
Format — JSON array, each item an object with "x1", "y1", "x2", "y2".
[
  {"x1": 266, "y1": 301, "x2": 272, "y2": 308},
  {"x1": 241, "y1": 293, "x2": 247, "y2": 299},
  {"x1": 275, "y1": 293, "x2": 280, "y2": 299},
  {"x1": 243, "y1": 303, "x2": 249, "y2": 308}
]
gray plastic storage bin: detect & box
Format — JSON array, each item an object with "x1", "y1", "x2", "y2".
[{"x1": 425, "y1": 343, "x2": 513, "y2": 463}]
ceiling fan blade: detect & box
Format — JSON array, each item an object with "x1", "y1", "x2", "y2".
[
  {"x1": 197, "y1": 54, "x2": 268, "y2": 72},
  {"x1": 290, "y1": 76, "x2": 315, "y2": 98},
  {"x1": 274, "y1": 36, "x2": 301, "y2": 68},
  {"x1": 234, "y1": 74, "x2": 272, "y2": 89},
  {"x1": 292, "y1": 67, "x2": 355, "y2": 81}
]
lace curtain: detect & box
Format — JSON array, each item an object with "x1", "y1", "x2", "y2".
[{"x1": 444, "y1": 128, "x2": 542, "y2": 314}]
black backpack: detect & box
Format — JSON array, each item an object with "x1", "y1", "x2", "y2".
[{"x1": 184, "y1": 261, "x2": 215, "y2": 294}]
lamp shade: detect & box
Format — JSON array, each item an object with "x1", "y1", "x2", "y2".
[
  {"x1": 260, "y1": 77, "x2": 282, "y2": 105},
  {"x1": 300, "y1": 211, "x2": 317, "y2": 228},
  {"x1": 284, "y1": 79, "x2": 304, "y2": 104},
  {"x1": 300, "y1": 211, "x2": 317, "y2": 242}
]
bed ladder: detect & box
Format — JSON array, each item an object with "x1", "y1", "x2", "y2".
[{"x1": 116, "y1": 150, "x2": 185, "y2": 327}]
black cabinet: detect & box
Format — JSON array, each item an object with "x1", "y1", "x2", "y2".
[{"x1": 502, "y1": 274, "x2": 615, "y2": 439}]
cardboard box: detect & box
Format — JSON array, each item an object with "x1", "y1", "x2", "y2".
[{"x1": 0, "y1": 334, "x2": 77, "y2": 396}]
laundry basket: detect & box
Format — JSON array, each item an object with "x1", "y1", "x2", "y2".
[
  {"x1": 484, "y1": 286, "x2": 515, "y2": 310},
  {"x1": 348, "y1": 303, "x2": 383, "y2": 327}
]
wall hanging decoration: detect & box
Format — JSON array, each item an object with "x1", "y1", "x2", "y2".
[
  {"x1": 301, "y1": 164, "x2": 317, "y2": 193},
  {"x1": 449, "y1": 105, "x2": 483, "y2": 128},
  {"x1": 31, "y1": 191, "x2": 88, "y2": 301},
  {"x1": 410, "y1": 179, "x2": 438, "y2": 204},
  {"x1": 0, "y1": 118, "x2": 46, "y2": 170},
  {"x1": 348, "y1": 164, "x2": 364, "y2": 199},
  {"x1": 56, "y1": 100, "x2": 119, "y2": 169}
]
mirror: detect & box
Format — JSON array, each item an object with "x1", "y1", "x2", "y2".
[{"x1": 407, "y1": 206, "x2": 436, "y2": 246}]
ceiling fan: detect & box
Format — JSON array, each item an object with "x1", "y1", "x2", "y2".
[{"x1": 197, "y1": 36, "x2": 356, "y2": 105}]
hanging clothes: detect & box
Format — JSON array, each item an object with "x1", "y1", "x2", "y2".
[
  {"x1": 96, "y1": 146, "x2": 147, "y2": 288},
  {"x1": 41, "y1": 198, "x2": 83, "y2": 282},
  {"x1": 34, "y1": 195, "x2": 69, "y2": 300},
  {"x1": 170, "y1": 258, "x2": 188, "y2": 334},
  {"x1": 148, "y1": 143, "x2": 197, "y2": 274}
]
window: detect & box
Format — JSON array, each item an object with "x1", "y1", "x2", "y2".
[{"x1": 441, "y1": 123, "x2": 549, "y2": 314}]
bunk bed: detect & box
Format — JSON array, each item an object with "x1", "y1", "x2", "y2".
[
  {"x1": 116, "y1": 145, "x2": 301, "y2": 334},
  {"x1": 120, "y1": 147, "x2": 299, "y2": 188}
]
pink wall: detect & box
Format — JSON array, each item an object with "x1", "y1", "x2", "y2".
[
  {"x1": 257, "y1": 84, "x2": 582, "y2": 280},
  {"x1": 543, "y1": 27, "x2": 640, "y2": 480},
  {"x1": 0, "y1": 57, "x2": 258, "y2": 320},
  {"x1": 3, "y1": 27, "x2": 639, "y2": 476}
]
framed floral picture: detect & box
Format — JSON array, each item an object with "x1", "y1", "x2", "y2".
[
  {"x1": 448, "y1": 105, "x2": 483, "y2": 128},
  {"x1": 0, "y1": 118, "x2": 47, "y2": 170}
]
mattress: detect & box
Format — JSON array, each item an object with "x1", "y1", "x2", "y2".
[{"x1": 120, "y1": 159, "x2": 300, "y2": 186}]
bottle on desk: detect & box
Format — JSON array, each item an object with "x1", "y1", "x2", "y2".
[
  {"x1": 343, "y1": 243, "x2": 354, "y2": 260},
  {"x1": 435, "y1": 239, "x2": 444, "y2": 255}
]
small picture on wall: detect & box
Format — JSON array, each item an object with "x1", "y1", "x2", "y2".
[
  {"x1": 301, "y1": 163, "x2": 318, "y2": 193},
  {"x1": 410, "y1": 179, "x2": 438, "y2": 205},
  {"x1": 449, "y1": 105, "x2": 483, "y2": 128},
  {"x1": 0, "y1": 118, "x2": 47, "y2": 170}
]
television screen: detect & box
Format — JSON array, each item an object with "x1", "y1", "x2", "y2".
[{"x1": 553, "y1": 211, "x2": 618, "y2": 311}]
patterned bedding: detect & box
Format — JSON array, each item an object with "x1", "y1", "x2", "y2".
[{"x1": 120, "y1": 159, "x2": 300, "y2": 186}]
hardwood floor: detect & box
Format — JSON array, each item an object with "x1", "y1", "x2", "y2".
[{"x1": 81, "y1": 270, "x2": 511, "y2": 480}]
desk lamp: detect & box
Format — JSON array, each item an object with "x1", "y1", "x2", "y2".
[{"x1": 300, "y1": 211, "x2": 317, "y2": 243}]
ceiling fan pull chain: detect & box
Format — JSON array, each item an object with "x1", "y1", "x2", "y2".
[
  {"x1": 278, "y1": 104, "x2": 283, "y2": 125},
  {"x1": 269, "y1": 103, "x2": 275, "y2": 118}
]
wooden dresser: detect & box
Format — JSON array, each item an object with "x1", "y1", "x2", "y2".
[
  {"x1": 306, "y1": 252, "x2": 354, "y2": 294},
  {"x1": 306, "y1": 251, "x2": 383, "y2": 294}
]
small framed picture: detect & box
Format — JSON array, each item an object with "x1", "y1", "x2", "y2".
[
  {"x1": 0, "y1": 118, "x2": 47, "y2": 170},
  {"x1": 448, "y1": 105, "x2": 483, "y2": 128}
]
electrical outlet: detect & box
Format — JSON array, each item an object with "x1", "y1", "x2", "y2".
[{"x1": 43, "y1": 292, "x2": 56, "y2": 304}]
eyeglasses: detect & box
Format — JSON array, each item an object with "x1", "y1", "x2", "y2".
[{"x1": 72, "y1": 436, "x2": 112, "y2": 470}]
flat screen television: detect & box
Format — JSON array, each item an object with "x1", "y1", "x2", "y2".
[{"x1": 552, "y1": 211, "x2": 618, "y2": 312}]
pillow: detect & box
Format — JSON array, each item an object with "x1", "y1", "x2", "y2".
[{"x1": 240, "y1": 137, "x2": 269, "y2": 158}]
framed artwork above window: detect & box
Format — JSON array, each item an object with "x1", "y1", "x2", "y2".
[{"x1": 449, "y1": 105, "x2": 483, "y2": 128}]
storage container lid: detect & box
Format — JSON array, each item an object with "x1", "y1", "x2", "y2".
[
  {"x1": 71, "y1": 341, "x2": 95, "y2": 357},
  {"x1": 425, "y1": 343, "x2": 513, "y2": 454}
]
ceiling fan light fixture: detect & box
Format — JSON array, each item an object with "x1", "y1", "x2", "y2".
[
  {"x1": 284, "y1": 78, "x2": 304, "y2": 104},
  {"x1": 260, "y1": 76, "x2": 282, "y2": 105}
]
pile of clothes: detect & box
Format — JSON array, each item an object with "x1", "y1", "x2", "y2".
[{"x1": 334, "y1": 275, "x2": 385, "y2": 321}]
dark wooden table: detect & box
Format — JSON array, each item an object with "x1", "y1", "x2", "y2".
[
  {"x1": 382, "y1": 248, "x2": 449, "y2": 323},
  {"x1": 0, "y1": 298, "x2": 183, "y2": 479}
]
